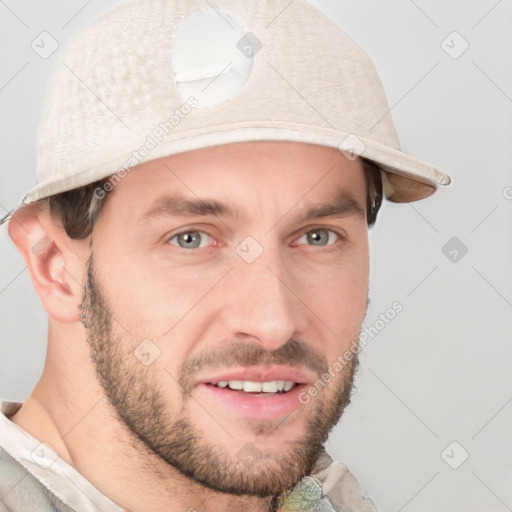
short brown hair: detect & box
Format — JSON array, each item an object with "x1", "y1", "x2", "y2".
[
  {"x1": 49, "y1": 160, "x2": 382, "y2": 240},
  {"x1": 49, "y1": 179, "x2": 110, "y2": 240}
]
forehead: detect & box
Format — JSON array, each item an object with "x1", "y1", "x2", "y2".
[{"x1": 102, "y1": 141, "x2": 367, "y2": 220}]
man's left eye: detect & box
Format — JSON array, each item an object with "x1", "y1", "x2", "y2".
[
  {"x1": 167, "y1": 231, "x2": 213, "y2": 249},
  {"x1": 297, "y1": 229, "x2": 339, "y2": 246}
]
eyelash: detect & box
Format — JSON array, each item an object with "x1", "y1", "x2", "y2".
[{"x1": 165, "y1": 226, "x2": 345, "y2": 252}]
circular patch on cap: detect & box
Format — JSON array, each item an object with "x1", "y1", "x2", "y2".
[{"x1": 172, "y1": 9, "x2": 254, "y2": 108}]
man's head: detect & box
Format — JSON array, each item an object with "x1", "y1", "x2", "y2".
[
  {"x1": 12, "y1": 141, "x2": 370, "y2": 496},
  {"x1": 4, "y1": 0, "x2": 451, "y2": 504}
]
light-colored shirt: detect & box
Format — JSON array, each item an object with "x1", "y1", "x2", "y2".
[{"x1": 0, "y1": 402, "x2": 377, "y2": 511}]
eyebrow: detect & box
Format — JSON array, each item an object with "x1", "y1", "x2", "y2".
[
  {"x1": 140, "y1": 196, "x2": 242, "y2": 223},
  {"x1": 294, "y1": 192, "x2": 366, "y2": 224},
  {"x1": 139, "y1": 191, "x2": 365, "y2": 225}
]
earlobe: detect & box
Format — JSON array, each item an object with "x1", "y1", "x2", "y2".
[{"x1": 8, "y1": 205, "x2": 84, "y2": 323}]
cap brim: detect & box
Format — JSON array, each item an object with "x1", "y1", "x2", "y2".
[{"x1": 15, "y1": 123, "x2": 450, "y2": 213}]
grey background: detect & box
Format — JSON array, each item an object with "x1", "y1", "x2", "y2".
[{"x1": 1, "y1": 1, "x2": 511, "y2": 511}]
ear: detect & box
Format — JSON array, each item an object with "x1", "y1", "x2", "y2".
[{"x1": 8, "y1": 204, "x2": 88, "y2": 323}]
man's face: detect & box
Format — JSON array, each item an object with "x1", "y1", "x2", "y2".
[{"x1": 80, "y1": 141, "x2": 369, "y2": 497}]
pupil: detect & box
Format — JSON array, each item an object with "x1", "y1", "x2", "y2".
[
  {"x1": 180, "y1": 232, "x2": 200, "y2": 248},
  {"x1": 308, "y1": 230, "x2": 327, "y2": 245}
]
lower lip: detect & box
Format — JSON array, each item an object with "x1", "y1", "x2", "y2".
[{"x1": 198, "y1": 383, "x2": 306, "y2": 420}]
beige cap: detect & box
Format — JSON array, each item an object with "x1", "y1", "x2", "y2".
[{"x1": 5, "y1": 0, "x2": 451, "y2": 223}]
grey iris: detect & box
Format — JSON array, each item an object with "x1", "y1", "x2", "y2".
[
  {"x1": 178, "y1": 232, "x2": 202, "y2": 249},
  {"x1": 307, "y1": 230, "x2": 329, "y2": 246}
]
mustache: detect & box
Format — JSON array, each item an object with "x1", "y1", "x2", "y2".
[{"x1": 179, "y1": 339, "x2": 329, "y2": 393}]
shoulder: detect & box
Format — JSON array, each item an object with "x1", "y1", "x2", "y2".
[
  {"x1": 312, "y1": 450, "x2": 378, "y2": 512},
  {"x1": 0, "y1": 447, "x2": 72, "y2": 511}
]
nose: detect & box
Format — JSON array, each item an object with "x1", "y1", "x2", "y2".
[{"x1": 219, "y1": 249, "x2": 307, "y2": 352}]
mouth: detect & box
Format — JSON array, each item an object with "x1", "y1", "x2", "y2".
[
  {"x1": 196, "y1": 366, "x2": 311, "y2": 420},
  {"x1": 211, "y1": 379, "x2": 297, "y2": 394}
]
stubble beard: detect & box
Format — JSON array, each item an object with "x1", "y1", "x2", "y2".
[{"x1": 79, "y1": 256, "x2": 360, "y2": 498}]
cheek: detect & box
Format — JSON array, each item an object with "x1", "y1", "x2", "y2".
[
  {"x1": 309, "y1": 270, "x2": 367, "y2": 321},
  {"x1": 293, "y1": 249, "x2": 369, "y2": 345},
  {"x1": 93, "y1": 246, "x2": 228, "y2": 349}
]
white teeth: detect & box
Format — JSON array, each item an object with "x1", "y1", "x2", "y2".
[
  {"x1": 283, "y1": 381, "x2": 294, "y2": 392},
  {"x1": 227, "y1": 380, "x2": 243, "y2": 390},
  {"x1": 243, "y1": 381, "x2": 262, "y2": 393},
  {"x1": 262, "y1": 381, "x2": 278, "y2": 393},
  {"x1": 215, "y1": 380, "x2": 295, "y2": 393}
]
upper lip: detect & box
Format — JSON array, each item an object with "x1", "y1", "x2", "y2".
[{"x1": 197, "y1": 365, "x2": 313, "y2": 386}]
